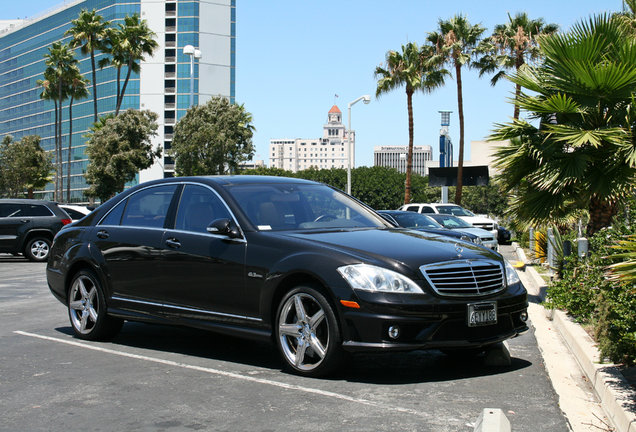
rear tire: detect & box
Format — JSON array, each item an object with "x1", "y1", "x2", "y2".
[
  {"x1": 67, "y1": 270, "x2": 123, "y2": 340},
  {"x1": 275, "y1": 286, "x2": 344, "y2": 377},
  {"x1": 24, "y1": 237, "x2": 51, "y2": 262}
]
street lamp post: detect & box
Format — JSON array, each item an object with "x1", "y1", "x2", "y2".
[
  {"x1": 347, "y1": 95, "x2": 371, "y2": 195},
  {"x1": 183, "y1": 44, "x2": 202, "y2": 107}
]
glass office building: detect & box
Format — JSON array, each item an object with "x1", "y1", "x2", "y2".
[{"x1": 0, "y1": 0, "x2": 235, "y2": 202}]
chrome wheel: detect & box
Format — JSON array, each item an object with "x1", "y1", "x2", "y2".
[
  {"x1": 69, "y1": 274, "x2": 100, "y2": 335},
  {"x1": 278, "y1": 292, "x2": 330, "y2": 372},
  {"x1": 26, "y1": 238, "x2": 50, "y2": 261}
]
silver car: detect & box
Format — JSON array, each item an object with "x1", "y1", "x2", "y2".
[{"x1": 428, "y1": 214, "x2": 499, "y2": 251}]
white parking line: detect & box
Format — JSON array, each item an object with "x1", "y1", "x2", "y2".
[{"x1": 14, "y1": 330, "x2": 426, "y2": 418}]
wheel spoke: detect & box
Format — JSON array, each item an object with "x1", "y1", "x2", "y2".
[
  {"x1": 88, "y1": 306, "x2": 98, "y2": 323},
  {"x1": 78, "y1": 279, "x2": 89, "y2": 299},
  {"x1": 69, "y1": 300, "x2": 83, "y2": 311},
  {"x1": 80, "y1": 311, "x2": 89, "y2": 332},
  {"x1": 295, "y1": 339, "x2": 308, "y2": 367},
  {"x1": 308, "y1": 309, "x2": 324, "y2": 329},
  {"x1": 87, "y1": 287, "x2": 97, "y2": 303},
  {"x1": 309, "y1": 334, "x2": 326, "y2": 359},
  {"x1": 293, "y1": 295, "x2": 307, "y2": 322},
  {"x1": 279, "y1": 323, "x2": 301, "y2": 337}
]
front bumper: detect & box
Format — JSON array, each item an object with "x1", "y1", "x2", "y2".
[{"x1": 339, "y1": 289, "x2": 528, "y2": 352}]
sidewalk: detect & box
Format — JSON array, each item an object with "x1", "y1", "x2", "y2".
[{"x1": 512, "y1": 245, "x2": 636, "y2": 432}]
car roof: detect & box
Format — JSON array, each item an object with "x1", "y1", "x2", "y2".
[
  {"x1": 143, "y1": 175, "x2": 321, "y2": 187},
  {"x1": 0, "y1": 198, "x2": 58, "y2": 205}
]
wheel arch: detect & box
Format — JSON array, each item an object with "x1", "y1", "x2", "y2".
[{"x1": 21, "y1": 229, "x2": 54, "y2": 252}]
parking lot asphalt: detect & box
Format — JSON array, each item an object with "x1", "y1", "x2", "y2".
[{"x1": 0, "y1": 255, "x2": 571, "y2": 431}]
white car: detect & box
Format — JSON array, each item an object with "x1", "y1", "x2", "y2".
[
  {"x1": 59, "y1": 204, "x2": 92, "y2": 221},
  {"x1": 398, "y1": 202, "x2": 499, "y2": 238}
]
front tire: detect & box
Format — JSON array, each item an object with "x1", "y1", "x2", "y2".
[
  {"x1": 275, "y1": 286, "x2": 344, "y2": 377},
  {"x1": 24, "y1": 237, "x2": 51, "y2": 262},
  {"x1": 67, "y1": 270, "x2": 122, "y2": 340}
]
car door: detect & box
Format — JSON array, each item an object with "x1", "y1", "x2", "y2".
[
  {"x1": 159, "y1": 184, "x2": 247, "y2": 319},
  {"x1": 91, "y1": 184, "x2": 178, "y2": 303},
  {"x1": 0, "y1": 203, "x2": 30, "y2": 252}
]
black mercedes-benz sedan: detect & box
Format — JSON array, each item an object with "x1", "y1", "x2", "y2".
[{"x1": 47, "y1": 176, "x2": 528, "y2": 376}]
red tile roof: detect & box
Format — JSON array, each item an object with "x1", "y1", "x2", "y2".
[{"x1": 328, "y1": 105, "x2": 341, "y2": 113}]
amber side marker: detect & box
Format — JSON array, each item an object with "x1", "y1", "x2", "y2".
[{"x1": 340, "y1": 300, "x2": 360, "y2": 309}]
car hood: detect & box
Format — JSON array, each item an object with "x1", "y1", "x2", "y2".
[
  {"x1": 458, "y1": 215, "x2": 496, "y2": 225},
  {"x1": 448, "y1": 226, "x2": 496, "y2": 239},
  {"x1": 281, "y1": 228, "x2": 499, "y2": 271}
]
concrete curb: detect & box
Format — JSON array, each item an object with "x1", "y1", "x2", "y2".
[{"x1": 515, "y1": 245, "x2": 636, "y2": 432}]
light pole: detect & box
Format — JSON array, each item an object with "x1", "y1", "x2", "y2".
[
  {"x1": 183, "y1": 44, "x2": 201, "y2": 107},
  {"x1": 347, "y1": 94, "x2": 371, "y2": 195}
]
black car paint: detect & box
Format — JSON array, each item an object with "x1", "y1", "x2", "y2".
[{"x1": 48, "y1": 176, "x2": 528, "y2": 354}]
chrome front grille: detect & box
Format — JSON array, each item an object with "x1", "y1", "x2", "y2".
[
  {"x1": 474, "y1": 223, "x2": 495, "y2": 230},
  {"x1": 420, "y1": 260, "x2": 505, "y2": 297}
]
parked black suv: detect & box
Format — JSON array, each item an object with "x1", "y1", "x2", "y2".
[{"x1": 0, "y1": 199, "x2": 71, "y2": 262}]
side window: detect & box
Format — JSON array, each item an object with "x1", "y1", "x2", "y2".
[
  {"x1": 100, "y1": 201, "x2": 126, "y2": 226},
  {"x1": 420, "y1": 206, "x2": 434, "y2": 214},
  {"x1": 21, "y1": 204, "x2": 53, "y2": 217},
  {"x1": 405, "y1": 206, "x2": 419, "y2": 212},
  {"x1": 0, "y1": 203, "x2": 20, "y2": 217},
  {"x1": 121, "y1": 185, "x2": 177, "y2": 228},
  {"x1": 175, "y1": 185, "x2": 231, "y2": 233}
]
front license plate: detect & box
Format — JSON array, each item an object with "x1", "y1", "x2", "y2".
[{"x1": 467, "y1": 302, "x2": 497, "y2": 327}]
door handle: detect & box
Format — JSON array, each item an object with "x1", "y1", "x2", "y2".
[
  {"x1": 96, "y1": 230, "x2": 109, "y2": 239},
  {"x1": 20, "y1": 219, "x2": 29, "y2": 223},
  {"x1": 165, "y1": 238, "x2": 181, "y2": 249}
]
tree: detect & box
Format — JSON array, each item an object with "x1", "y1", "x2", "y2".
[
  {"x1": 476, "y1": 13, "x2": 558, "y2": 120},
  {"x1": 100, "y1": 14, "x2": 157, "y2": 115},
  {"x1": 43, "y1": 42, "x2": 78, "y2": 201},
  {"x1": 85, "y1": 109, "x2": 161, "y2": 201},
  {"x1": 428, "y1": 16, "x2": 486, "y2": 206},
  {"x1": 375, "y1": 42, "x2": 446, "y2": 204},
  {"x1": 0, "y1": 135, "x2": 53, "y2": 198},
  {"x1": 490, "y1": 14, "x2": 636, "y2": 236},
  {"x1": 66, "y1": 9, "x2": 110, "y2": 123},
  {"x1": 172, "y1": 97, "x2": 255, "y2": 176},
  {"x1": 66, "y1": 68, "x2": 90, "y2": 202}
]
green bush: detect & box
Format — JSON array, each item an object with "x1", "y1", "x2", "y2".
[{"x1": 545, "y1": 219, "x2": 636, "y2": 365}]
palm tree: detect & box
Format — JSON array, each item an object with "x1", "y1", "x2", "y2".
[
  {"x1": 66, "y1": 67, "x2": 90, "y2": 202},
  {"x1": 490, "y1": 14, "x2": 636, "y2": 236},
  {"x1": 102, "y1": 14, "x2": 157, "y2": 115},
  {"x1": 427, "y1": 15, "x2": 485, "y2": 206},
  {"x1": 375, "y1": 42, "x2": 447, "y2": 204},
  {"x1": 43, "y1": 43, "x2": 77, "y2": 200},
  {"x1": 37, "y1": 73, "x2": 60, "y2": 199},
  {"x1": 476, "y1": 13, "x2": 558, "y2": 120},
  {"x1": 66, "y1": 9, "x2": 110, "y2": 123}
]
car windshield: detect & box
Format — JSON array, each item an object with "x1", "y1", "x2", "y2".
[
  {"x1": 389, "y1": 212, "x2": 442, "y2": 229},
  {"x1": 436, "y1": 205, "x2": 475, "y2": 217},
  {"x1": 227, "y1": 183, "x2": 390, "y2": 231},
  {"x1": 432, "y1": 214, "x2": 474, "y2": 229}
]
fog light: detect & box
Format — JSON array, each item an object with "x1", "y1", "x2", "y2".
[
  {"x1": 388, "y1": 325, "x2": 400, "y2": 339},
  {"x1": 520, "y1": 311, "x2": 528, "y2": 322}
]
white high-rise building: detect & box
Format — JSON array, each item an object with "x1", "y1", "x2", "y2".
[
  {"x1": 269, "y1": 105, "x2": 353, "y2": 172},
  {"x1": 373, "y1": 145, "x2": 433, "y2": 176}
]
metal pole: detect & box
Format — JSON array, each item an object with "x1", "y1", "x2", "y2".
[
  {"x1": 347, "y1": 104, "x2": 352, "y2": 195},
  {"x1": 189, "y1": 54, "x2": 194, "y2": 107}
]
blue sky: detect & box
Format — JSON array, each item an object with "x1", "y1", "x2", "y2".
[{"x1": 2, "y1": 0, "x2": 625, "y2": 167}]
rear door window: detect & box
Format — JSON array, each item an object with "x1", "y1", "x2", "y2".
[
  {"x1": 20, "y1": 204, "x2": 54, "y2": 217},
  {"x1": 119, "y1": 185, "x2": 178, "y2": 228}
]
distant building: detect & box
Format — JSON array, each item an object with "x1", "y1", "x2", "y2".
[
  {"x1": 239, "y1": 159, "x2": 264, "y2": 170},
  {"x1": 373, "y1": 145, "x2": 433, "y2": 176},
  {"x1": 0, "y1": 0, "x2": 235, "y2": 201},
  {"x1": 269, "y1": 105, "x2": 352, "y2": 172}
]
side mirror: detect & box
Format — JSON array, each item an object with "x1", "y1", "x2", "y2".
[{"x1": 207, "y1": 218, "x2": 241, "y2": 239}]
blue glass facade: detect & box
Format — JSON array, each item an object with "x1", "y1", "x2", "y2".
[{"x1": 0, "y1": 0, "x2": 236, "y2": 201}]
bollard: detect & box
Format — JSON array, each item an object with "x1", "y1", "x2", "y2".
[
  {"x1": 529, "y1": 227, "x2": 535, "y2": 254},
  {"x1": 547, "y1": 227, "x2": 555, "y2": 270},
  {"x1": 474, "y1": 408, "x2": 511, "y2": 432},
  {"x1": 577, "y1": 237, "x2": 588, "y2": 258}
]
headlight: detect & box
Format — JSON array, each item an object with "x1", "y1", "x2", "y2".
[
  {"x1": 337, "y1": 264, "x2": 424, "y2": 294},
  {"x1": 460, "y1": 235, "x2": 472, "y2": 242},
  {"x1": 471, "y1": 236, "x2": 482, "y2": 245},
  {"x1": 504, "y1": 261, "x2": 520, "y2": 286}
]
